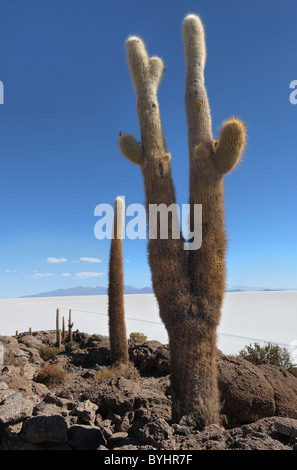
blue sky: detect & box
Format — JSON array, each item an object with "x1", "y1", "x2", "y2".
[{"x1": 0, "y1": 0, "x2": 296, "y2": 298}]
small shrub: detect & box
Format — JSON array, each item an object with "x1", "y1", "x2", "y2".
[
  {"x1": 238, "y1": 342, "x2": 296, "y2": 372},
  {"x1": 34, "y1": 364, "x2": 66, "y2": 387},
  {"x1": 39, "y1": 346, "x2": 61, "y2": 361},
  {"x1": 95, "y1": 361, "x2": 139, "y2": 383},
  {"x1": 4, "y1": 350, "x2": 26, "y2": 368},
  {"x1": 128, "y1": 332, "x2": 147, "y2": 346}
]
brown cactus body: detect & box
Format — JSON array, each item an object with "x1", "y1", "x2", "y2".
[
  {"x1": 119, "y1": 15, "x2": 246, "y2": 425},
  {"x1": 56, "y1": 308, "x2": 60, "y2": 347},
  {"x1": 108, "y1": 197, "x2": 129, "y2": 363},
  {"x1": 68, "y1": 309, "x2": 73, "y2": 343}
]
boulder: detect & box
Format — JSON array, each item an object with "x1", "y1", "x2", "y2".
[
  {"x1": 217, "y1": 355, "x2": 276, "y2": 427},
  {"x1": 108, "y1": 431, "x2": 128, "y2": 448},
  {"x1": 0, "y1": 365, "x2": 35, "y2": 397},
  {"x1": 274, "y1": 417, "x2": 297, "y2": 438},
  {"x1": 23, "y1": 414, "x2": 68, "y2": 444},
  {"x1": 82, "y1": 376, "x2": 171, "y2": 421},
  {"x1": 82, "y1": 377, "x2": 140, "y2": 416},
  {"x1": 259, "y1": 364, "x2": 297, "y2": 418},
  {"x1": 0, "y1": 392, "x2": 36, "y2": 425},
  {"x1": 129, "y1": 341, "x2": 170, "y2": 375},
  {"x1": 72, "y1": 399, "x2": 98, "y2": 425},
  {"x1": 18, "y1": 335, "x2": 43, "y2": 349},
  {"x1": 67, "y1": 424, "x2": 106, "y2": 450},
  {"x1": 138, "y1": 417, "x2": 175, "y2": 449}
]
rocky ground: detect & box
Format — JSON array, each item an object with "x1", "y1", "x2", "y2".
[{"x1": 0, "y1": 330, "x2": 297, "y2": 451}]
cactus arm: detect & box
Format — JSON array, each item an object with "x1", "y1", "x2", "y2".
[
  {"x1": 214, "y1": 117, "x2": 246, "y2": 174},
  {"x1": 118, "y1": 132, "x2": 143, "y2": 165},
  {"x1": 125, "y1": 36, "x2": 167, "y2": 159},
  {"x1": 182, "y1": 14, "x2": 213, "y2": 156},
  {"x1": 181, "y1": 15, "x2": 245, "y2": 422},
  {"x1": 123, "y1": 36, "x2": 191, "y2": 329},
  {"x1": 183, "y1": 14, "x2": 225, "y2": 313}
]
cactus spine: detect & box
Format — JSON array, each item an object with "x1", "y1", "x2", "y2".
[
  {"x1": 108, "y1": 197, "x2": 129, "y2": 364},
  {"x1": 119, "y1": 14, "x2": 246, "y2": 426}
]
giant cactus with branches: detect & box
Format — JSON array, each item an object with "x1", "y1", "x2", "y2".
[{"x1": 118, "y1": 14, "x2": 246, "y2": 426}]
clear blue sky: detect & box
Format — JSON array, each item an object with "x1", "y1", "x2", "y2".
[{"x1": 0, "y1": 0, "x2": 296, "y2": 298}]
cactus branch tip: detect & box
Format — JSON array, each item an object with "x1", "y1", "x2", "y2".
[
  {"x1": 214, "y1": 117, "x2": 247, "y2": 174},
  {"x1": 126, "y1": 35, "x2": 143, "y2": 45},
  {"x1": 182, "y1": 13, "x2": 205, "y2": 39},
  {"x1": 115, "y1": 196, "x2": 125, "y2": 211},
  {"x1": 183, "y1": 13, "x2": 204, "y2": 27},
  {"x1": 182, "y1": 13, "x2": 206, "y2": 67},
  {"x1": 125, "y1": 35, "x2": 147, "y2": 57},
  {"x1": 118, "y1": 132, "x2": 143, "y2": 165}
]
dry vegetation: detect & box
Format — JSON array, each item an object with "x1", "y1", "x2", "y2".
[
  {"x1": 95, "y1": 361, "x2": 140, "y2": 383},
  {"x1": 34, "y1": 364, "x2": 67, "y2": 387}
]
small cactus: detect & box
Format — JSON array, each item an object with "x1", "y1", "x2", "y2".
[
  {"x1": 68, "y1": 309, "x2": 73, "y2": 343},
  {"x1": 62, "y1": 316, "x2": 65, "y2": 339},
  {"x1": 57, "y1": 329, "x2": 62, "y2": 350},
  {"x1": 56, "y1": 309, "x2": 60, "y2": 346}
]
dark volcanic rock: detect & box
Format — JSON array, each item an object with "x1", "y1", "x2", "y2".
[{"x1": 1, "y1": 330, "x2": 297, "y2": 451}]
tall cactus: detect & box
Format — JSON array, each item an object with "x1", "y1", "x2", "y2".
[
  {"x1": 108, "y1": 197, "x2": 129, "y2": 363},
  {"x1": 118, "y1": 14, "x2": 246, "y2": 426},
  {"x1": 119, "y1": 14, "x2": 246, "y2": 427}
]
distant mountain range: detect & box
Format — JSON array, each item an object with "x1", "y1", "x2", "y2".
[
  {"x1": 226, "y1": 285, "x2": 294, "y2": 292},
  {"x1": 19, "y1": 284, "x2": 294, "y2": 298},
  {"x1": 20, "y1": 285, "x2": 154, "y2": 298}
]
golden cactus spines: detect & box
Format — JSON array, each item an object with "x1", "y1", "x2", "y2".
[
  {"x1": 119, "y1": 13, "x2": 247, "y2": 426},
  {"x1": 108, "y1": 197, "x2": 129, "y2": 364},
  {"x1": 126, "y1": 36, "x2": 165, "y2": 93},
  {"x1": 214, "y1": 118, "x2": 247, "y2": 174},
  {"x1": 193, "y1": 143, "x2": 210, "y2": 162}
]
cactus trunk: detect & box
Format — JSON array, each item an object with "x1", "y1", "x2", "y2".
[
  {"x1": 68, "y1": 309, "x2": 73, "y2": 343},
  {"x1": 169, "y1": 323, "x2": 219, "y2": 424},
  {"x1": 56, "y1": 309, "x2": 60, "y2": 347},
  {"x1": 108, "y1": 197, "x2": 129, "y2": 363}
]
